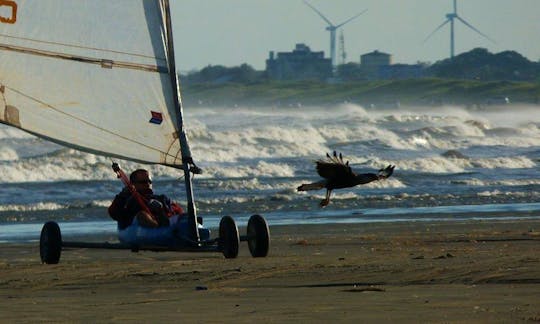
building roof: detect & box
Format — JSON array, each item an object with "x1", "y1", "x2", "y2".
[{"x1": 361, "y1": 50, "x2": 391, "y2": 58}]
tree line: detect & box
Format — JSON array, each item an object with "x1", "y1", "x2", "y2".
[{"x1": 181, "y1": 48, "x2": 540, "y2": 84}]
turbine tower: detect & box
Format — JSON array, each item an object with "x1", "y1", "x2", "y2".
[
  {"x1": 339, "y1": 30, "x2": 346, "y2": 65},
  {"x1": 424, "y1": 0, "x2": 495, "y2": 59},
  {"x1": 304, "y1": 0, "x2": 367, "y2": 67}
]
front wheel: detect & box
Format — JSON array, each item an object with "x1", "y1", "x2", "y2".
[
  {"x1": 40, "y1": 221, "x2": 62, "y2": 264},
  {"x1": 247, "y1": 214, "x2": 270, "y2": 257},
  {"x1": 219, "y1": 216, "x2": 239, "y2": 259}
]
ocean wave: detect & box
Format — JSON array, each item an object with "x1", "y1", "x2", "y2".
[
  {"x1": 192, "y1": 125, "x2": 330, "y2": 162},
  {"x1": 200, "y1": 178, "x2": 295, "y2": 191},
  {"x1": 196, "y1": 161, "x2": 296, "y2": 179},
  {"x1": 0, "y1": 124, "x2": 34, "y2": 140},
  {"x1": 471, "y1": 156, "x2": 536, "y2": 169},
  {"x1": 0, "y1": 149, "x2": 184, "y2": 183},
  {"x1": 397, "y1": 156, "x2": 466, "y2": 173},
  {"x1": 1, "y1": 105, "x2": 539, "y2": 184},
  {"x1": 397, "y1": 155, "x2": 536, "y2": 173},
  {"x1": 187, "y1": 105, "x2": 512, "y2": 154},
  {"x1": 476, "y1": 190, "x2": 540, "y2": 198},
  {"x1": 452, "y1": 178, "x2": 540, "y2": 186},
  {"x1": 0, "y1": 199, "x2": 112, "y2": 212},
  {"x1": 0, "y1": 149, "x2": 535, "y2": 185},
  {"x1": 293, "y1": 177, "x2": 405, "y2": 191},
  {"x1": 0, "y1": 147, "x2": 18, "y2": 161},
  {"x1": 0, "y1": 202, "x2": 65, "y2": 212}
]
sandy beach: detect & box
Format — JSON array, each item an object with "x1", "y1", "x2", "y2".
[{"x1": 1, "y1": 220, "x2": 540, "y2": 323}]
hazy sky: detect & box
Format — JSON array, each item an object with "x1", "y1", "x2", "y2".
[{"x1": 171, "y1": 0, "x2": 540, "y2": 72}]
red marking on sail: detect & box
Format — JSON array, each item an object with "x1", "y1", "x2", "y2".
[{"x1": 149, "y1": 111, "x2": 163, "y2": 125}]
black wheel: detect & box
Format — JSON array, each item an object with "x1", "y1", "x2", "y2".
[
  {"x1": 219, "y1": 216, "x2": 239, "y2": 259},
  {"x1": 40, "y1": 221, "x2": 62, "y2": 264},
  {"x1": 247, "y1": 214, "x2": 270, "y2": 257}
]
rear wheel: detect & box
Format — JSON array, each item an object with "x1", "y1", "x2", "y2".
[
  {"x1": 219, "y1": 216, "x2": 239, "y2": 259},
  {"x1": 247, "y1": 214, "x2": 270, "y2": 257},
  {"x1": 40, "y1": 221, "x2": 62, "y2": 264}
]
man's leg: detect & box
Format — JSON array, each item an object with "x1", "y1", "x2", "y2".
[{"x1": 136, "y1": 211, "x2": 159, "y2": 228}]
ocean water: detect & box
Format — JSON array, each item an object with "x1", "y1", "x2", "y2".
[{"x1": 1, "y1": 104, "x2": 540, "y2": 243}]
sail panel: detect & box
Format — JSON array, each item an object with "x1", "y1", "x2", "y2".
[
  {"x1": 0, "y1": 0, "x2": 183, "y2": 166},
  {"x1": 1, "y1": 0, "x2": 168, "y2": 69}
]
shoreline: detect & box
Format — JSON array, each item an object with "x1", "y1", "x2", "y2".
[
  {"x1": 2, "y1": 204, "x2": 540, "y2": 244},
  {"x1": 2, "y1": 219, "x2": 540, "y2": 322}
]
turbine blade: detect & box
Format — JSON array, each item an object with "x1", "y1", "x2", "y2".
[
  {"x1": 335, "y1": 9, "x2": 368, "y2": 29},
  {"x1": 304, "y1": 0, "x2": 334, "y2": 26},
  {"x1": 456, "y1": 16, "x2": 496, "y2": 44},
  {"x1": 423, "y1": 19, "x2": 451, "y2": 43}
]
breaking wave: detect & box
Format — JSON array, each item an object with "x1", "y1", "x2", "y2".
[{"x1": 1, "y1": 104, "x2": 539, "y2": 183}]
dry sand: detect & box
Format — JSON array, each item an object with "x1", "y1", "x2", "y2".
[{"x1": 1, "y1": 220, "x2": 540, "y2": 323}]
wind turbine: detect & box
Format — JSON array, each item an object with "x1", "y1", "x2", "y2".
[
  {"x1": 304, "y1": 0, "x2": 367, "y2": 67},
  {"x1": 424, "y1": 0, "x2": 495, "y2": 59}
]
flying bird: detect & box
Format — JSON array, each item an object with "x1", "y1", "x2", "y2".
[{"x1": 297, "y1": 151, "x2": 395, "y2": 207}]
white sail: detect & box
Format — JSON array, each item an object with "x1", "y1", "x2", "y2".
[{"x1": 0, "y1": 0, "x2": 187, "y2": 166}]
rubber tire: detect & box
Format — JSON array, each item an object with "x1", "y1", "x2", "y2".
[
  {"x1": 40, "y1": 221, "x2": 62, "y2": 264},
  {"x1": 247, "y1": 214, "x2": 270, "y2": 257},
  {"x1": 219, "y1": 216, "x2": 239, "y2": 259}
]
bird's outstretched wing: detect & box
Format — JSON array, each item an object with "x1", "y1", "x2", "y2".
[
  {"x1": 378, "y1": 165, "x2": 395, "y2": 179},
  {"x1": 316, "y1": 151, "x2": 354, "y2": 180}
]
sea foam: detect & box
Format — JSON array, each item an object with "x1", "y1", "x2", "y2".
[{"x1": 1, "y1": 104, "x2": 539, "y2": 184}]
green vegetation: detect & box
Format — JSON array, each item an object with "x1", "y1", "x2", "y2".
[
  {"x1": 181, "y1": 78, "x2": 540, "y2": 108},
  {"x1": 180, "y1": 48, "x2": 540, "y2": 108},
  {"x1": 429, "y1": 48, "x2": 540, "y2": 81}
]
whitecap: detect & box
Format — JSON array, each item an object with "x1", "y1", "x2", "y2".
[{"x1": 0, "y1": 147, "x2": 18, "y2": 161}]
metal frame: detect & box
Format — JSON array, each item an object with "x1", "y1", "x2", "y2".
[
  {"x1": 61, "y1": 235, "x2": 252, "y2": 252},
  {"x1": 162, "y1": 0, "x2": 199, "y2": 243},
  {"x1": 62, "y1": 240, "x2": 221, "y2": 253}
]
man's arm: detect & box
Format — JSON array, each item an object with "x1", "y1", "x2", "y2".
[{"x1": 108, "y1": 187, "x2": 131, "y2": 221}]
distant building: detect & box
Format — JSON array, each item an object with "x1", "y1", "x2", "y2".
[
  {"x1": 266, "y1": 43, "x2": 332, "y2": 80},
  {"x1": 359, "y1": 50, "x2": 392, "y2": 80},
  {"x1": 358, "y1": 50, "x2": 424, "y2": 80},
  {"x1": 360, "y1": 50, "x2": 392, "y2": 68}
]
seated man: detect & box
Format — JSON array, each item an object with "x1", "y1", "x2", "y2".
[{"x1": 108, "y1": 169, "x2": 182, "y2": 229}]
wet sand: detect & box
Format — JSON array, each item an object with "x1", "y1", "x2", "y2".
[{"x1": 1, "y1": 220, "x2": 540, "y2": 323}]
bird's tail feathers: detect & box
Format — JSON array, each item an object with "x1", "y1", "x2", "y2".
[{"x1": 297, "y1": 181, "x2": 325, "y2": 192}]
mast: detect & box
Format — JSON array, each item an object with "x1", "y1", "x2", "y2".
[{"x1": 161, "y1": 0, "x2": 200, "y2": 242}]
